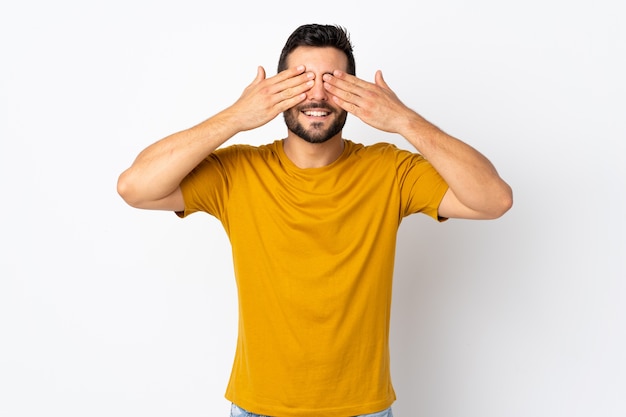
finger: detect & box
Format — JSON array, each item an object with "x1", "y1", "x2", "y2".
[
  {"x1": 374, "y1": 70, "x2": 388, "y2": 89},
  {"x1": 266, "y1": 67, "x2": 313, "y2": 111},
  {"x1": 252, "y1": 66, "x2": 266, "y2": 85},
  {"x1": 323, "y1": 74, "x2": 364, "y2": 108},
  {"x1": 324, "y1": 81, "x2": 361, "y2": 115},
  {"x1": 270, "y1": 70, "x2": 314, "y2": 99},
  {"x1": 257, "y1": 66, "x2": 266, "y2": 81},
  {"x1": 330, "y1": 70, "x2": 373, "y2": 91},
  {"x1": 374, "y1": 70, "x2": 397, "y2": 96},
  {"x1": 273, "y1": 92, "x2": 308, "y2": 113},
  {"x1": 272, "y1": 65, "x2": 307, "y2": 84},
  {"x1": 278, "y1": 70, "x2": 315, "y2": 91},
  {"x1": 324, "y1": 72, "x2": 379, "y2": 110}
]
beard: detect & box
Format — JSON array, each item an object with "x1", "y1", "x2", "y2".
[{"x1": 283, "y1": 103, "x2": 347, "y2": 144}]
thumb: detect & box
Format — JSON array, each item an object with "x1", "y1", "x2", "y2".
[
  {"x1": 374, "y1": 70, "x2": 391, "y2": 89},
  {"x1": 254, "y1": 66, "x2": 266, "y2": 83}
]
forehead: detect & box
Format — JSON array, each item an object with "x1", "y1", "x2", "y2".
[{"x1": 286, "y1": 46, "x2": 348, "y2": 73}]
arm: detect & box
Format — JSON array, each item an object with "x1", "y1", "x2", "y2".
[
  {"x1": 117, "y1": 65, "x2": 315, "y2": 211},
  {"x1": 322, "y1": 70, "x2": 513, "y2": 220}
]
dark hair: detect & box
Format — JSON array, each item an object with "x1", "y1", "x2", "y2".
[{"x1": 277, "y1": 24, "x2": 355, "y2": 75}]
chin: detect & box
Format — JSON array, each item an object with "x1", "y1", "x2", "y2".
[{"x1": 284, "y1": 112, "x2": 346, "y2": 145}]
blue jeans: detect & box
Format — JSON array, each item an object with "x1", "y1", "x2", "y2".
[{"x1": 230, "y1": 403, "x2": 393, "y2": 417}]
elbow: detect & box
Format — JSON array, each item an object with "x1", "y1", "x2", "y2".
[
  {"x1": 492, "y1": 199, "x2": 513, "y2": 219},
  {"x1": 116, "y1": 170, "x2": 141, "y2": 208},
  {"x1": 488, "y1": 184, "x2": 513, "y2": 219}
]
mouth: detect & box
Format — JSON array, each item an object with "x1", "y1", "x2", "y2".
[
  {"x1": 302, "y1": 110, "x2": 330, "y2": 118},
  {"x1": 299, "y1": 103, "x2": 333, "y2": 119}
]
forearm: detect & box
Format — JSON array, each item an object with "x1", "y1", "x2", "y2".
[
  {"x1": 322, "y1": 69, "x2": 511, "y2": 218},
  {"x1": 117, "y1": 110, "x2": 240, "y2": 207},
  {"x1": 118, "y1": 65, "x2": 315, "y2": 209},
  {"x1": 401, "y1": 113, "x2": 513, "y2": 217}
]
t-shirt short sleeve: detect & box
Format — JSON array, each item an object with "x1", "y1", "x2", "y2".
[
  {"x1": 392, "y1": 146, "x2": 449, "y2": 221},
  {"x1": 176, "y1": 147, "x2": 234, "y2": 219}
]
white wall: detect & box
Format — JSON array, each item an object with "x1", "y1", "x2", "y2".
[{"x1": 1, "y1": 1, "x2": 624, "y2": 416}]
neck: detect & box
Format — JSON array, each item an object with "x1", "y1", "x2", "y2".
[{"x1": 283, "y1": 134, "x2": 345, "y2": 169}]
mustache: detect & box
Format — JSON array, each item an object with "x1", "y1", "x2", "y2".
[{"x1": 297, "y1": 102, "x2": 334, "y2": 112}]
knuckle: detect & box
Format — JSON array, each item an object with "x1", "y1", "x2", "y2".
[{"x1": 280, "y1": 87, "x2": 294, "y2": 99}]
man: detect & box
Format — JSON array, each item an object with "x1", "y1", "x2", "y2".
[{"x1": 118, "y1": 24, "x2": 512, "y2": 417}]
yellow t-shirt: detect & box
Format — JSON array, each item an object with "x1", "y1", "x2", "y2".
[{"x1": 178, "y1": 139, "x2": 448, "y2": 416}]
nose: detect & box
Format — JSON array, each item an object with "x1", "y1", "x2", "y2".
[{"x1": 306, "y1": 74, "x2": 328, "y2": 101}]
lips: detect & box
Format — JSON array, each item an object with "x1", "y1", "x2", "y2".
[
  {"x1": 300, "y1": 103, "x2": 333, "y2": 118},
  {"x1": 303, "y1": 110, "x2": 329, "y2": 117}
]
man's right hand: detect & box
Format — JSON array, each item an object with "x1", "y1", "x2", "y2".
[
  {"x1": 224, "y1": 65, "x2": 314, "y2": 131},
  {"x1": 117, "y1": 65, "x2": 314, "y2": 211}
]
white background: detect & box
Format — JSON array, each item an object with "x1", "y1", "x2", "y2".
[{"x1": 1, "y1": 1, "x2": 624, "y2": 416}]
